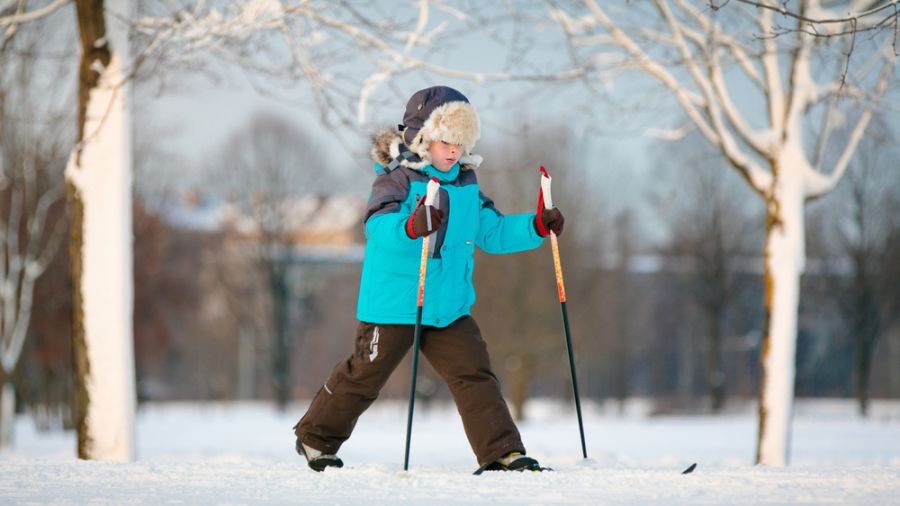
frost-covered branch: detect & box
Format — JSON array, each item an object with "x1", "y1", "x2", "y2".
[
  {"x1": 295, "y1": 4, "x2": 589, "y2": 120},
  {"x1": 0, "y1": 138, "x2": 65, "y2": 375},
  {"x1": 673, "y1": 0, "x2": 766, "y2": 90},
  {"x1": 757, "y1": 6, "x2": 786, "y2": 135},
  {"x1": 805, "y1": 54, "x2": 895, "y2": 199},
  {"x1": 132, "y1": 1, "x2": 588, "y2": 127},
  {"x1": 548, "y1": 2, "x2": 704, "y2": 123},
  {"x1": 710, "y1": 0, "x2": 900, "y2": 40},
  {"x1": 783, "y1": 9, "x2": 815, "y2": 135},
  {"x1": 550, "y1": 0, "x2": 772, "y2": 194},
  {"x1": 0, "y1": 0, "x2": 70, "y2": 26},
  {"x1": 656, "y1": 0, "x2": 774, "y2": 161}
]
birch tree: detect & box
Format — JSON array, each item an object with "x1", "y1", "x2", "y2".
[
  {"x1": 546, "y1": 1, "x2": 896, "y2": 465},
  {"x1": 2, "y1": 0, "x2": 135, "y2": 461},
  {"x1": 65, "y1": 0, "x2": 135, "y2": 461}
]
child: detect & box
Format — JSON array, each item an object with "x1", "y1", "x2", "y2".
[{"x1": 293, "y1": 85, "x2": 564, "y2": 473}]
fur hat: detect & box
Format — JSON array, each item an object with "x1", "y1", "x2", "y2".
[{"x1": 401, "y1": 86, "x2": 481, "y2": 162}]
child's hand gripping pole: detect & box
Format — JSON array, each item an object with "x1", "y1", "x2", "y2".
[
  {"x1": 404, "y1": 177, "x2": 440, "y2": 472},
  {"x1": 539, "y1": 166, "x2": 587, "y2": 460}
]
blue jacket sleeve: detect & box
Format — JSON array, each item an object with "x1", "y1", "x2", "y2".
[
  {"x1": 476, "y1": 193, "x2": 544, "y2": 254},
  {"x1": 363, "y1": 166, "x2": 417, "y2": 248},
  {"x1": 366, "y1": 212, "x2": 415, "y2": 246}
]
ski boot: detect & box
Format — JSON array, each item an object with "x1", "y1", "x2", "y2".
[
  {"x1": 296, "y1": 438, "x2": 343, "y2": 472},
  {"x1": 474, "y1": 452, "x2": 551, "y2": 474}
]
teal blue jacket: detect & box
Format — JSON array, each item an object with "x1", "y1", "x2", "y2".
[{"x1": 356, "y1": 161, "x2": 544, "y2": 327}]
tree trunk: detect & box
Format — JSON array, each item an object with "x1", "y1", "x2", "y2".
[
  {"x1": 237, "y1": 326, "x2": 256, "y2": 399},
  {"x1": 270, "y1": 253, "x2": 292, "y2": 411},
  {"x1": 0, "y1": 378, "x2": 13, "y2": 448},
  {"x1": 756, "y1": 160, "x2": 805, "y2": 466},
  {"x1": 706, "y1": 311, "x2": 724, "y2": 412},
  {"x1": 851, "y1": 258, "x2": 879, "y2": 417},
  {"x1": 853, "y1": 327, "x2": 876, "y2": 417},
  {"x1": 66, "y1": 0, "x2": 135, "y2": 461},
  {"x1": 509, "y1": 356, "x2": 527, "y2": 422}
]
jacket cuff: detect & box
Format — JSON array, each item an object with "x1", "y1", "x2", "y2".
[
  {"x1": 405, "y1": 213, "x2": 418, "y2": 239},
  {"x1": 534, "y1": 192, "x2": 550, "y2": 237},
  {"x1": 534, "y1": 214, "x2": 550, "y2": 237}
]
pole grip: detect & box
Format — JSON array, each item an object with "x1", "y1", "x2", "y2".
[
  {"x1": 424, "y1": 178, "x2": 439, "y2": 232},
  {"x1": 425, "y1": 178, "x2": 439, "y2": 206},
  {"x1": 540, "y1": 166, "x2": 553, "y2": 210}
]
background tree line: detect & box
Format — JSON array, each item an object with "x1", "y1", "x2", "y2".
[{"x1": 9, "y1": 110, "x2": 900, "y2": 435}]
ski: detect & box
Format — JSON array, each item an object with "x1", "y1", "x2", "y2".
[
  {"x1": 472, "y1": 462, "x2": 696, "y2": 475},
  {"x1": 473, "y1": 463, "x2": 554, "y2": 475}
]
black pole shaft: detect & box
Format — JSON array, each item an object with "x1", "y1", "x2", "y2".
[
  {"x1": 403, "y1": 305, "x2": 424, "y2": 471},
  {"x1": 560, "y1": 300, "x2": 587, "y2": 459}
]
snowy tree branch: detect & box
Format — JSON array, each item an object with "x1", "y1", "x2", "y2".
[
  {"x1": 805, "y1": 54, "x2": 895, "y2": 199},
  {"x1": 758, "y1": 6, "x2": 786, "y2": 135},
  {"x1": 563, "y1": 0, "x2": 772, "y2": 195},
  {"x1": 725, "y1": 0, "x2": 900, "y2": 35},
  {"x1": 0, "y1": 0, "x2": 70, "y2": 28},
  {"x1": 0, "y1": 105, "x2": 65, "y2": 383},
  {"x1": 658, "y1": 1, "x2": 772, "y2": 161},
  {"x1": 552, "y1": 2, "x2": 705, "y2": 116},
  {"x1": 672, "y1": 0, "x2": 767, "y2": 91},
  {"x1": 302, "y1": 6, "x2": 589, "y2": 82},
  {"x1": 132, "y1": 1, "x2": 589, "y2": 127},
  {"x1": 783, "y1": 7, "x2": 815, "y2": 135}
]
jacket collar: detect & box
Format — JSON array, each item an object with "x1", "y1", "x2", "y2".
[{"x1": 422, "y1": 163, "x2": 460, "y2": 182}]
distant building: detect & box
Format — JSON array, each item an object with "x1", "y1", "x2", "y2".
[{"x1": 161, "y1": 189, "x2": 367, "y2": 263}]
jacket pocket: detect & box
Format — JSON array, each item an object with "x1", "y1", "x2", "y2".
[{"x1": 365, "y1": 253, "x2": 420, "y2": 316}]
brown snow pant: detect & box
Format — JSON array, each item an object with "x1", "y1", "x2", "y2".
[{"x1": 294, "y1": 316, "x2": 525, "y2": 466}]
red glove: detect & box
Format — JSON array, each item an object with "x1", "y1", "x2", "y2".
[
  {"x1": 534, "y1": 187, "x2": 564, "y2": 237},
  {"x1": 406, "y1": 200, "x2": 445, "y2": 238}
]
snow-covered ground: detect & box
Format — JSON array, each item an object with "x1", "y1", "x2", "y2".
[{"x1": 3, "y1": 399, "x2": 900, "y2": 505}]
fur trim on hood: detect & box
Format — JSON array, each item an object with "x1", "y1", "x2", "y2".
[{"x1": 370, "y1": 128, "x2": 483, "y2": 172}]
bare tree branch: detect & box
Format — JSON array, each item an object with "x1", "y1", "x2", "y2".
[
  {"x1": 806, "y1": 54, "x2": 896, "y2": 199},
  {"x1": 783, "y1": 4, "x2": 815, "y2": 137},
  {"x1": 658, "y1": 0, "x2": 774, "y2": 161},
  {"x1": 557, "y1": 0, "x2": 773, "y2": 195},
  {"x1": 131, "y1": 1, "x2": 589, "y2": 131},
  {"x1": 756, "y1": 5, "x2": 786, "y2": 136},
  {"x1": 726, "y1": 0, "x2": 899, "y2": 30},
  {"x1": 674, "y1": 0, "x2": 767, "y2": 90},
  {"x1": 0, "y1": 0, "x2": 70, "y2": 28}
]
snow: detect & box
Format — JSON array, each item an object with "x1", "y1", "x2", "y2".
[{"x1": 3, "y1": 399, "x2": 900, "y2": 504}]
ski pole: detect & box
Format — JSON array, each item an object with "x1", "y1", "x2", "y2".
[
  {"x1": 403, "y1": 177, "x2": 440, "y2": 472},
  {"x1": 540, "y1": 166, "x2": 587, "y2": 459}
]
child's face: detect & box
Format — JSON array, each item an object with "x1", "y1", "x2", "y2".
[{"x1": 428, "y1": 140, "x2": 461, "y2": 172}]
